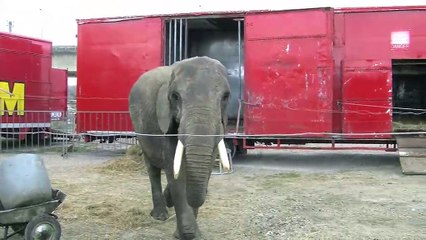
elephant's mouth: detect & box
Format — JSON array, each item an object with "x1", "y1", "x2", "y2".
[{"x1": 173, "y1": 139, "x2": 230, "y2": 179}]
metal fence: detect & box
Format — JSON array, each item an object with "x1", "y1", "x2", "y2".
[
  {"x1": 0, "y1": 110, "x2": 233, "y2": 174},
  {"x1": 1, "y1": 110, "x2": 137, "y2": 155}
]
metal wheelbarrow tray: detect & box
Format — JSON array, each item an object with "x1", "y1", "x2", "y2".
[{"x1": 0, "y1": 189, "x2": 66, "y2": 240}]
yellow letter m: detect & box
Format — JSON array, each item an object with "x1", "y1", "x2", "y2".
[{"x1": 0, "y1": 81, "x2": 25, "y2": 116}]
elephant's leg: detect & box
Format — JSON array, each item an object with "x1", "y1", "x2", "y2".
[
  {"x1": 164, "y1": 183, "x2": 174, "y2": 208},
  {"x1": 145, "y1": 159, "x2": 169, "y2": 221},
  {"x1": 168, "y1": 177, "x2": 201, "y2": 239},
  {"x1": 193, "y1": 208, "x2": 199, "y2": 219}
]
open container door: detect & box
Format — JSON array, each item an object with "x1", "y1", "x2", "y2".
[
  {"x1": 341, "y1": 60, "x2": 392, "y2": 138},
  {"x1": 244, "y1": 8, "x2": 335, "y2": 137},
  {"x1": 76, "y1": 17, "x2": 163, "y2": 134}
]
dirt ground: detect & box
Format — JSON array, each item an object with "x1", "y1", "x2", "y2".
[{"x1": 1, "y1": 148, "x2": 425, "y2": 240}]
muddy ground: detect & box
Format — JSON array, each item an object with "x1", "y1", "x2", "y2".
[{"x1": 1, "y1": 149, "x2": 425, "y2": 240}]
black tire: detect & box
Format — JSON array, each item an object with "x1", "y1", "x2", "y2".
[
  {"x1": 24, "y1": 214, "x2": 61, "y2": 240},
  {"x1": 236, "y1": 144, "x2": 247, "y2": 156}
]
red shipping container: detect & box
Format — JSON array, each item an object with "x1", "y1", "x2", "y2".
[
  {"x1": 76, "y1": 18, "x2": 163, "y2": 133},
  {"x1": 76, "y1": 6, "x2": 426, "y2": 143}
]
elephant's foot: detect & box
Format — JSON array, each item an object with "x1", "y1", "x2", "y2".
[
  {"x1": 150, "y1": 207, "x2": 169, "y2": 221},
  {"x1": 173, "y1": 226, "x2": 202, "y2": 240}
]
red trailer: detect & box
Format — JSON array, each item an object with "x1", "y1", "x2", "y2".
[
  {"x1": 76, "y1": 6, "x2": 426, "y2": 173},
  {"x1": 0, "y1": 32, "x2": 68, "y2": 142}
]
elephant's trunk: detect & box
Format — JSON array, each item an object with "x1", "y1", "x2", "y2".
[
  {"x1": 176, "y1": 107, "x2": 227, "y2": 208},
  {"x1": 184, "y1": 143, "x2": 214, "y2": 208}
]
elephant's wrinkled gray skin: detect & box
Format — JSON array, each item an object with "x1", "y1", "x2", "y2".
[{"x1": 129, "y1": 56, "x2": 231, "y2": 239}]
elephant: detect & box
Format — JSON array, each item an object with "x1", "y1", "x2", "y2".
[{"x1": 128, "y1": 56, "x2": 231, "y2": 239}]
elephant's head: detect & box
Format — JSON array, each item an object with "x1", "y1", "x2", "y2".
[{"x1": 157, "y1": 56, "x2": 231, "y2": 208}]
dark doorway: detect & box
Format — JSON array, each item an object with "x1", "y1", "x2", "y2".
[
  {"x1": 164, "y1": 17, "x2": 244, "y2": 124},
  {"x1": 392, "y1": 59, "x2": 426, "y2": 131}
]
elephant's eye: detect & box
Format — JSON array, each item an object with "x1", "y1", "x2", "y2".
[
  {"x1": 171, "y1": 92, "x2": 180, "y2": 102},
  {"x1": 222, "y1": 92, "x2": 230, "y2": 102}
]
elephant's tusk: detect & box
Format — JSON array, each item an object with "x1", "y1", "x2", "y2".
[
  {"x1": 174, "y1": 140, "x2": 184, "y2": 179},
  {"x1": 218, "y1": 139, "x2": 230, "y2": 171}
]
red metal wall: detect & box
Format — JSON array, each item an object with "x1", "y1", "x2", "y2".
[
  {"x1": 76, "y1": 18, "x2": 163, "y2": 133},
  {"x1": 0, "y1": 32, "x2": 53, "y2": 127},
  {"x1": 75, "y1": 7, "x2": 426, "y2": 140},
  {"x1": 244, "y1": 9, "x2": 335, "y2": 136},
  {"x1": 50, "y1": 68, "x2": 68, "y2": 113},
  {"x1": 335, "y1": 9, "x2": 426, "y2": 138}
]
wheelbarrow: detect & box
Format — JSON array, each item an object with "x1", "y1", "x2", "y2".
[{"x1": 0, "y1": 189, "x2": 66, "y2": 240}]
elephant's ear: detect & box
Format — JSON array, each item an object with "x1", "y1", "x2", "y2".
[{"x1": 156, "y1": 83, "x2": 172, "y2": 133}]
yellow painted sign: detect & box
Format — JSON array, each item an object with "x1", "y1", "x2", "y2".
[{"x1": 0, "y1": 81, "x2": 25, "y2": 116}]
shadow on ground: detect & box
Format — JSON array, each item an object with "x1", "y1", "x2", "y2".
[{"x1": 232, "y1": 149, "x2": 401, "y2": 174}]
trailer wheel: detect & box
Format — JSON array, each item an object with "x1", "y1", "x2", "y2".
[
  {"x1": 24, "y1": 214, "x2": 61, "y2": 240},
  {"x1": 236, "y1": 144, "x2": 247, "y2": 156}
]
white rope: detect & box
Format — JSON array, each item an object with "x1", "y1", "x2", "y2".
[
  {"x1": 344, "y1": 102, "x2": 426, "y2": 112},
  {"x1": 4, "y1": 131, "x2": 421, "y2": 138},
  {"x1": 283, "y1": 105, "x2": 425, "y2": 115}
]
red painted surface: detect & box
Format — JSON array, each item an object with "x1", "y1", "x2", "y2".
[
  {"x1": 241, "y1": 138, "x2": 396, "y2": 151},
  {"x1": 76, "y1": 18, "x2": 163, "y2": 133},
  {"x1": 335, "y1": 6, "x2": 426, "y2": 14},
  {"x1": 50, "y1": 68, "x2": 68, "y2": 113},
  {"x1": 76, "y1": 6, "x2": 426, "y2": 25},
  {"x1": 340, "y1": 60, "x2": 392, "y2": 138},
  {"x1": 336, "y1": 9, "x2": 426, "y2": 138},
  {"x1": 76, "y1": 7, "x2": 426, "y2": 143},
  {"x1": 341, "y1": 10, "x2": 426, "y2": 60},
  {"x1": 0, "y1": 32, "x2": 53, "y2": 128},
  {"x1": 244, "y1": 9, "x2": 334, "y2": 136}
]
